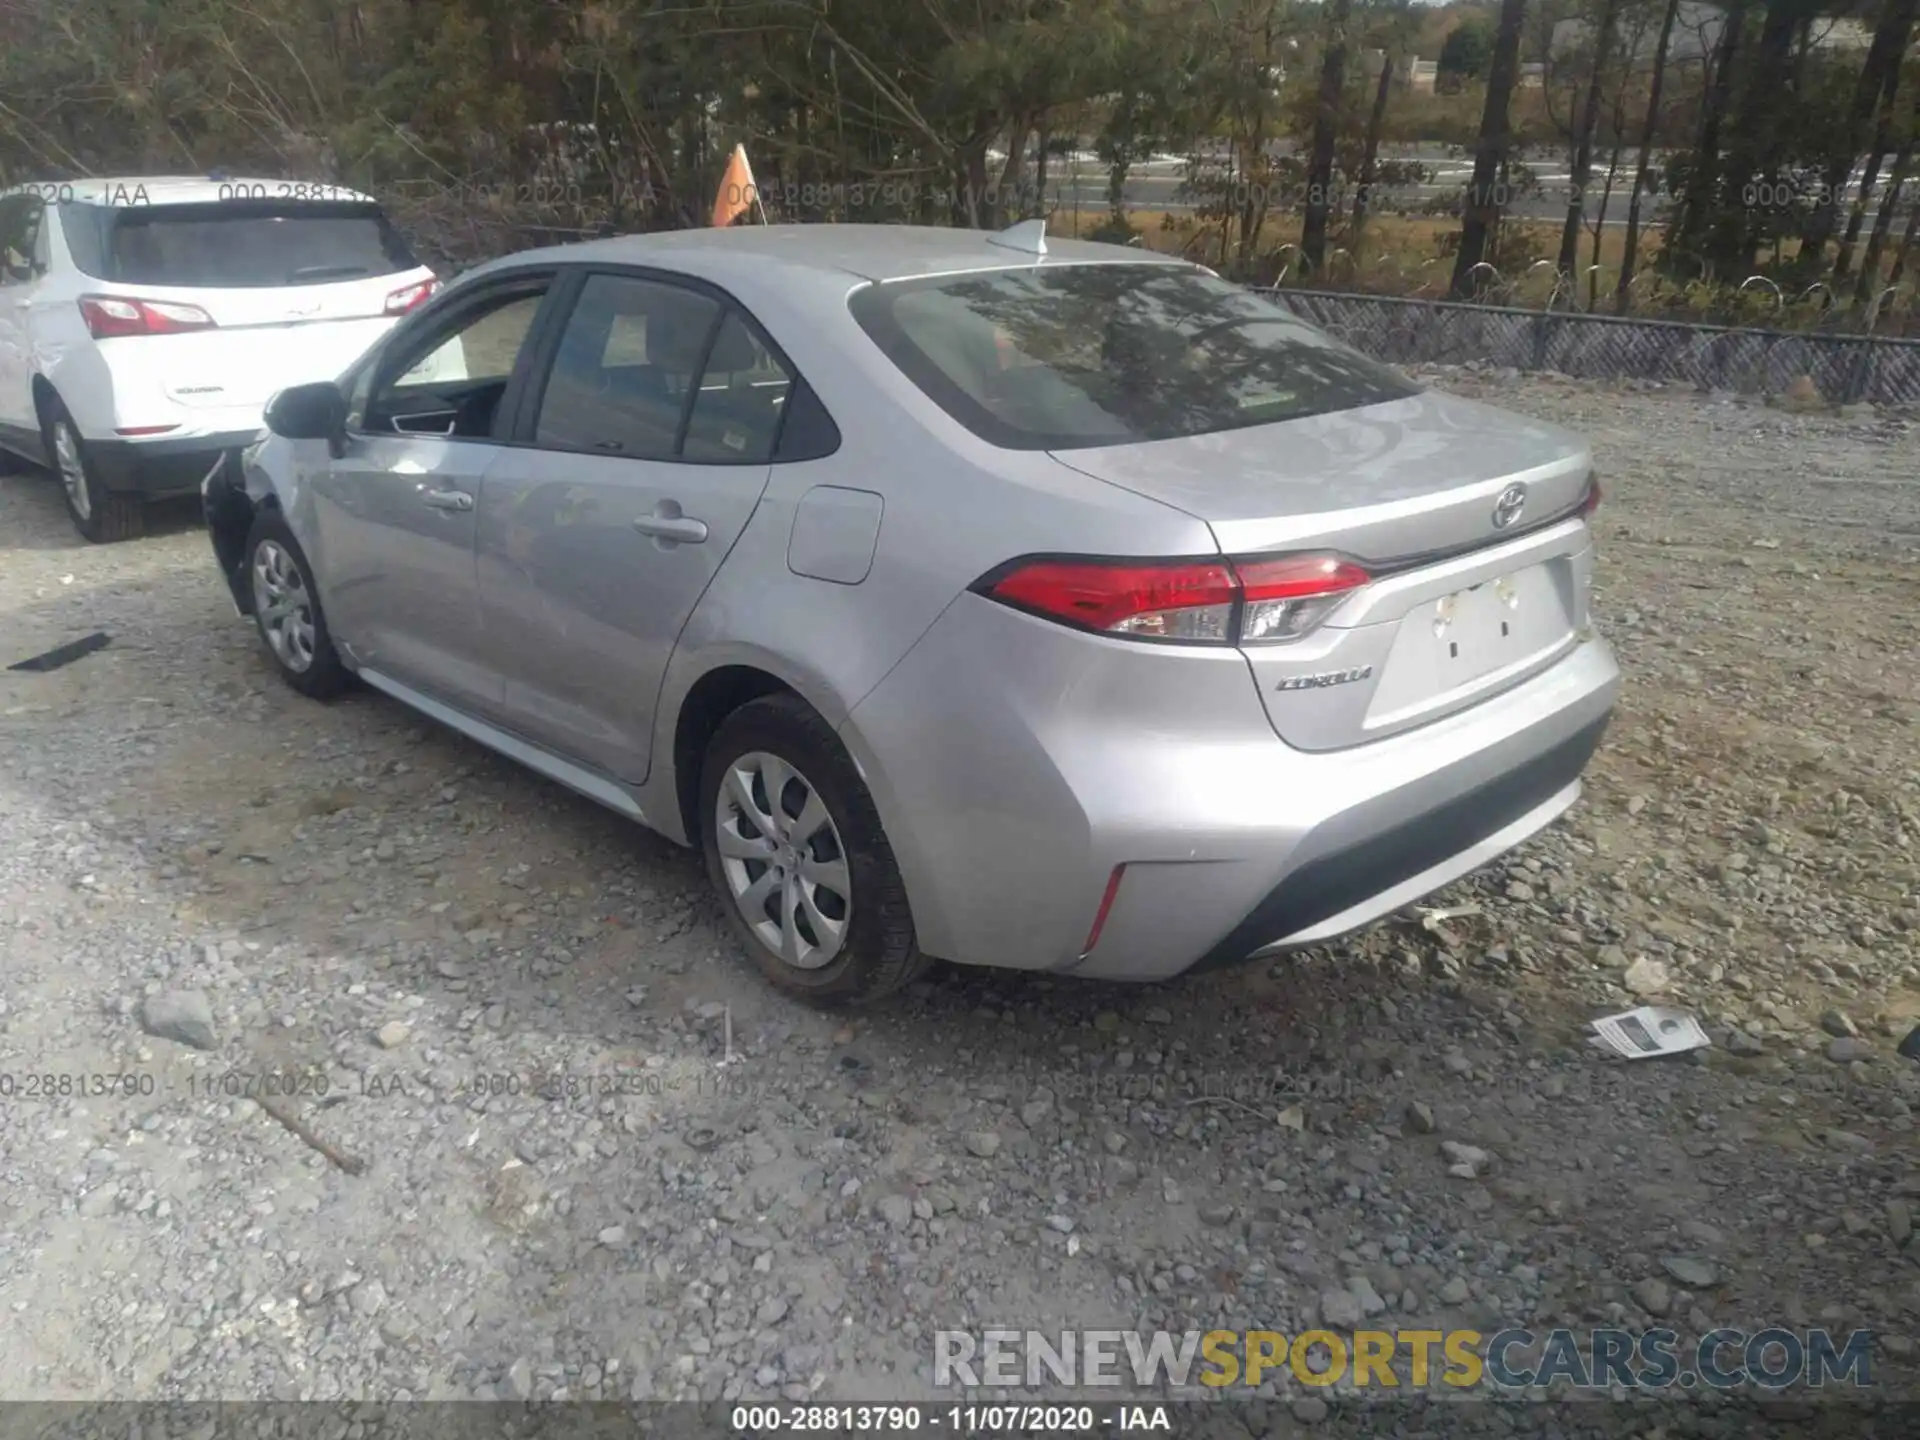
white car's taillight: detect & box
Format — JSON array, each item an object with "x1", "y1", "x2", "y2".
[
  {"x1": 384, "y1": 278, "x2": 440, "y2": 315},
  {"x1": 977, "y1": 553, "x2": 1371, "y2": 646},
  {"x1": 78, "y1": 295, "x2": 217, "y2": 339}
]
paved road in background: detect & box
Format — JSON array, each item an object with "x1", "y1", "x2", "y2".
[{"x1": 1030, "y1": 144, "x2": 1901, "y2": 231}]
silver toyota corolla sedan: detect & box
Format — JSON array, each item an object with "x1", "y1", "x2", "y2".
[{"x1": 203, "y1": 220, "x2": 1619, "y2": 1005}]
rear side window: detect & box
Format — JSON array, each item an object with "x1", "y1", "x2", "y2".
[
  {"x1": 75, "y1": 201, "x2": 419, "y2": 287},
  {"x1": 848, "y1": 263, "x2": 1420, "y2": 451},
  {"x1": 682, "y1": 312, "x2": 793, "y2": 463}
]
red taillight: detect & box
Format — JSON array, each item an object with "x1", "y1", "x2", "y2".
[
  {"x1": 979, "y1": 553, "x2": 1370, "y2": 646},
  {"x1": 384, "y1": 278, "x2": 440, "y2": 315},
  {"x1": 78, "y1": 295, "x2": 217, "y2": 339},
  {"x1": 985, "y1": 558, "x2": 1240, "y2": 641},
  {"x1": 1581, "y1": 476, "x2": 1603, "y2": 516},
  {"x1": 1234, "y1": 555, "x2": 1372, "y2": 643}
]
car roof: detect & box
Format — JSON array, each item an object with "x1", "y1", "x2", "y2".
[
  {"x1": 28, "y1": 177, "x2": 379, "y2": 207},
  {"x1": 483, "y1": 223, "x2": 1196, "y2": 288}
]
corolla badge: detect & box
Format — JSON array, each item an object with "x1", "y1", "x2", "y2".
[
  {"x1": 1275, "y1": 665, "x2": 1374, "y2": 692},
  {"x1": 1491, "y1": 482, "x2": 1527, "y2": 529}
]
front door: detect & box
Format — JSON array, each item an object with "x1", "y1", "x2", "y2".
[
  {"x1": 477, "y1": 270, "x2": 790, "y2": 781},
  {"x1": 310, "y1": 276, "x2": 553, "y2": 712},
  {"x1": 0, "y1": 195, "x2": 44, "y2": 446}
]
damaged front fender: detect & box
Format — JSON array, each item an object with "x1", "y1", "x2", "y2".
[
  {"x1": 203, "y1": 430, "x2": 328, "y2": 621},
  {"x1": 202, "y1": 450, "x2": 258, "y2": 617}
]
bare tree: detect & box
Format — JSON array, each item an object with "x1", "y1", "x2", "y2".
[
  {"x1": 1616, "y1": 0, "x2": 1683, "y2": 310},
  {"x1": 1557, "y1": 0, "x2": 1622, "y2": 278},
  {"x1": 1670, "y1": 0, "x2": 1753, "y2": 274},
  {"x1": 1860, "y1": 89, "x2": 1920, "y2": 298},
  {"x1": 1802, "y1": 0, "x2": 1918, "y2": 268},
  {"x1": 1350, "y1": 48, "x2": 1396, "y2": 246},
  {"x1": 1451, "y1": 0, "x2": 1531, "y2": 297},
  {"x1": 1301, "y1": 0, "x2": 1354, "y2": 276}
]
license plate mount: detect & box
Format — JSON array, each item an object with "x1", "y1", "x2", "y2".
[{"x1": 1432, "y1": 575, "x2": 1528, "y2": 681}]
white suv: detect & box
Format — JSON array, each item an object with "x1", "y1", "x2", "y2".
[{"x1": 0, "y1": 176, "x2": 439, "y2": 541}]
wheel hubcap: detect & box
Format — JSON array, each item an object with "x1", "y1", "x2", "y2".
[
  {"x1": 53, "y1": 424, "x2": 90, "y2": 521},
  {"x1": 714, "y1": 751, "x2": 852, "y2": 970},
  {"x1": 252, "y1": 540, "x2": 316, "y2": 673}
]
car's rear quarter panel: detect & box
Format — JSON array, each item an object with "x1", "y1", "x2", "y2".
[{"x1": 844, "y1": 595, "x2": 1618, "y2": 977}]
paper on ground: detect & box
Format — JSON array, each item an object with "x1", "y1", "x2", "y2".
[{"x1": 1589, "y1": 1005, "x2": 1711, "y2": 1060}]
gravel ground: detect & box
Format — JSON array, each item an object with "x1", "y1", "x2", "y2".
[{"x1": 1, "y1": 373, "x2": 1917, "y2": 1430}]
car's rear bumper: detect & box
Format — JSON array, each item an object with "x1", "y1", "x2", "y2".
[
  {"x1": 841, "y1": 593, "x2": 1621, "y2": 983},
  {"x1": 1186, "y1": 714, "x2": 1605, "y2": 971},
  {"x1": 88, "y1": 429, "x2": 262, "y2": 497}
]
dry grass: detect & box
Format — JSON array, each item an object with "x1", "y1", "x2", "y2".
[{"x1": 1054, "y1": 206, "x2": 1671, "y2": 306}]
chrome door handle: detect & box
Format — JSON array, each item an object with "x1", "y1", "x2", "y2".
[
  {"x1": 420, "y1": 488, "x2": 474, "y2": 512},
  {"x1": 632, "y1": 513, "x2": 708, "y2": 543}
]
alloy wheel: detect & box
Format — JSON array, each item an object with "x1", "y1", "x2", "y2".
[
  {"x1": 52, "y1": 423, "x2": 90, "y2": 521},
  {"x1": 713, "y1": 751, "x2": 852, "y2": 969},
  {"x1": 252, "y1": 539, "x2": 316, "y2": 673}
]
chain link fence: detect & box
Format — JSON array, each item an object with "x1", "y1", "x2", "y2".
[{"x1": 1264, "y1": 288, "x2": 1920, "y2": 406}]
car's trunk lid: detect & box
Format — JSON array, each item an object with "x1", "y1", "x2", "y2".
[
  {"x1": 1047, "y1": 388, "x2": 1592, "y2": 557},
  {"x1": 1048, "y1": 388, "x2": 1597, "y2": 751}
]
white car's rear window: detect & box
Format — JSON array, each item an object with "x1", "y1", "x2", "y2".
[
  {"x1": 65, "y1": 200, "x2": 420, "y2": 288},
  {"x1": 849, "y1": 263, "x2": 1420, "y2": 451}
]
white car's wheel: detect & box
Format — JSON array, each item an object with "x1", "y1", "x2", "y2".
[{"x1": 44, "y1": 400, "x2": 143, "y2": 543}]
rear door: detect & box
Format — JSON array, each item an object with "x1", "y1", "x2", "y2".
[
  {"x1": 77, "y1": 200, "x2": 436, "y2": 417},
  {"x1": 311, "y1": 273, "x2": 557, "y2": 712},
  {"x1": 475, "y1": 268, "x2": 785, "y2": 782}
]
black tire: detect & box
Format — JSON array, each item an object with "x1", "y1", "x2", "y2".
[
  {"x1": 699, "y1": 694, "x2": 928, "y2": 1007},
  {"x1": 243, "y1": 510, "x2": 353, "y2": 699},
  {"x1": 43, "y1": 398, "x2": 144, "y2": 543}
]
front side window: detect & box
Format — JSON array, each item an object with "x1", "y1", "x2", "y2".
[
  {"x1": 341, "y1": 345, "x2": 381, "y2": 432},
  {"x1": 359, "y1": 286, "x2": 547, "y2": 439},
  {"x1": 0, "y1": 197, "x2": 40, "y2": 283},
  {"x1": 848, "y1": 263, "x2": 1421, "y2": 451},
  {"x1": 393, "y1": 294, "x2": 544, "y2": 389}
]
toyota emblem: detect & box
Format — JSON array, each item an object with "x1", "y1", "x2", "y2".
[{"x1": 1491, "y1": 482, "x2": 1527, "y2": 529}]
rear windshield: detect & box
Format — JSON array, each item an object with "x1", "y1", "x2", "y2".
[
  {"x1": 848, "y1": 264, "x2": 1419, "y2": 450},
  {"x1": 67, "y1": 200, "x2": 418, "y2": 288}
]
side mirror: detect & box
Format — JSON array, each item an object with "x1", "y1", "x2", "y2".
[{"x1": 264, "y1": 381, "x2": 347, "y2": 452}]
